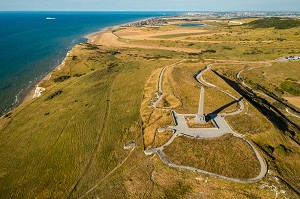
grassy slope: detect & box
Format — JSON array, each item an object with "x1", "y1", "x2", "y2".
[{"x1": 0, "y1": 44, "x2": 182, "y2": 198}]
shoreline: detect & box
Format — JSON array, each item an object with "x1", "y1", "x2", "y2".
[
  {"x1": 21, "y1": 16, "x2": 162, "y2": 105},
  {"x1": 22, "y1": 51, "x2": 70, "y2": 103}
]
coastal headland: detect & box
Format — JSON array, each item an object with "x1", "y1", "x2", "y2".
[{"x1": 0, "y1": 15, "x2": 300, "y2": 198}]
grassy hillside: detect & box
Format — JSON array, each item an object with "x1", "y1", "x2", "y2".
[
  {"x1": 248, "y1": 17, "x2": 300, "y2": 29},
  {"x1": 0, "y1": 44, "x2": 184, "y2": 198}
]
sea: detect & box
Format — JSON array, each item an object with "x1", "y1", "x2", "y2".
[{"x1": 0, "y1": 11, "x2": 180, "y2": 115}]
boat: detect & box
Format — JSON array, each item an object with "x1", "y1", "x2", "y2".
[{"x1": 46, "y1": 17, "x2": 56, "y2": 20}]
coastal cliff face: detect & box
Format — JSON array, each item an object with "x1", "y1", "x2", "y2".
[{"x1": 0, "y1": 17, "x2": 300, "y2": 198}]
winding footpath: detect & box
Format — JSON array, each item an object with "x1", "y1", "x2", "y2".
[
  {"x1": 151, "y1": 60, "x2": 184, "y2": 109},
  {"x1": 236, "y1": 61, "x2": 300, "y2": 119},
  {"x1": 145, "y1": 61, "x2": 268, "y2": 183}
]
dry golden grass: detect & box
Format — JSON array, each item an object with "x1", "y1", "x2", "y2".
[
  {"x1": 203, "y1": 68, "x2": 242, "y2": 97},
  {"x1": 140, "y1": 66, "x2": 176, "y2": 148},
  {"x1": 152, "y1": 130, "x2": 174, "y2": 147},
  {"x1": 185, "y1": 116, "x2": 216, "y2": 128},
  {"x1": 143, "y1": 109, "x2": 174, "y2": 148},
  {"x1": 92, "y1": 28, "x2": 202, "y2": 53},
  {"x1": 285, "y1": 97, "x2": 300, "y2": 108},
  {"x1": 163, "y1": 135, "x2": 261, "y2": 179}
]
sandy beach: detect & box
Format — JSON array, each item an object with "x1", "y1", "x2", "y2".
[{"x1": 22, "y1": 52, "x2": 70, "y2": 103}]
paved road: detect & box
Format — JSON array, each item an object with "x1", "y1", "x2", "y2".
[
  {"x1": 145, "y1": 60, "x2": 268, "y2": 183},
  {"x1": 194, "y1": 63, "x2": 267, "y2": 181},
  {"x1": 196, "y1": 64, "x2": 245, "y2": 116},
  {"x1": 156, "y1": 145, "x2": 265, "y2": 183}
]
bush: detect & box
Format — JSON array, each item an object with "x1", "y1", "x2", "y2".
[
  {"x1": 45, "y1": 90, "x2": 63, "y2": 101},
  {"x1": 261, "y1": 145, "x2": 274, "y2": 154},
  {"x1": 85, "y1": 43, "x2": 99, "y2": 50},
  {"x1": 276, "y1": 144, "x2": 292, "y2": 156},
  {"x1": 202, "y1": 49, "x2": 216, "y2": 53},
  {"x1": 280, "y1": 80, "x2": 300, "y2": 96},
  {"x1": 53, "y1": 76, "x2": 71, "y2": 83},
  {"x1": 73, "y1": 73, "x2": 85, "y2": 77}
]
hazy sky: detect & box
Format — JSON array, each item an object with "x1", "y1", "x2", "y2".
[{"x1": 1, "y1": 0, "x2": 300, "y2": 11}]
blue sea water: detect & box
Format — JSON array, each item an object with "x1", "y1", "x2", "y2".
[{"x1": 0, "y1": 11, "x2": 180, "y2": 115}]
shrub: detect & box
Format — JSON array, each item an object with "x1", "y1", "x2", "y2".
[
  {"x1": 280, "y1": 80, "x2": 300, "y2": 96},
  {"x1": 45, "y1": 90, "x2": 63, "y2": 101},
  {"x1": 73, "y1": 73, "x2": 85, "y2": 77},
  {"x1": 261, "y1": 145, "x2": 274, "y2": 154},
  {"x1": 276, "y1": 144, "x2": 292, "y2": 156},
  {"x1": 85, "y1": 43, "x2": 99, "y2": 50},
  {"x1": 202, "y1": 49, "x2": 216, "y2": 53},
  {"x1": 53, "y1": 76, "x2": 71, "y2": 83}
]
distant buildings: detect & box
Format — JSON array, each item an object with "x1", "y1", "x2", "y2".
[
  {"x1": 277, "y1": 55, "x2": 300, "y2": 62},
  {"x1": 183, "y1": 11, "x2": 300, "y2": 19},
  {"x1": 123, "y1": 18, "x2": 168, "y2": 27}
]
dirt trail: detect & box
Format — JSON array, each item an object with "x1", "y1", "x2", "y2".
[
  {"x1": 78, "y1": 147, "x2": 136, "y2": 199},
  {"x1": 68, "y1": 95, "x2": 111, "y2": 198}
]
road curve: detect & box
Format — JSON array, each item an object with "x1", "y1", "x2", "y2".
[
  {"x1": 194, "y1": 63, "x2": 267, "y2": 182},
  {"x1": 195, "y1": 64, "x2": 244, "y2": 116},
  {"x1": 145, "y1": 60, "x2": 268, "y2": 183}
]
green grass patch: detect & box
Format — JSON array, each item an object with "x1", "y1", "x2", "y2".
[
  {"x1": 275, "y1": 144, "x2": 292, "y2": 156},
  {"x1": 261, "y1": 145, "x2": 275, "y2": 154},
  {"x1": 163, "y1": 181, "x2": 191, "y2": 199},
  {"x1": 280, "y1": 80, "x2": 300, "y2": 96}
]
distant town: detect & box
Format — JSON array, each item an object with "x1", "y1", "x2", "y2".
[
  {"x1": 123, "y1": 11, "x2": 300, "y2": 27},
  {"x1": 182, "y1": 11, "x2": 300, "y2": 19},
  {"x1": 123, "y1": 18, "x2": 168, "y2": 27}
]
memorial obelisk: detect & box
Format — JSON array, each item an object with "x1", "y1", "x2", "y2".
[{"x1": 195, "y1": 87, "x2": 206, "y2": 124}]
